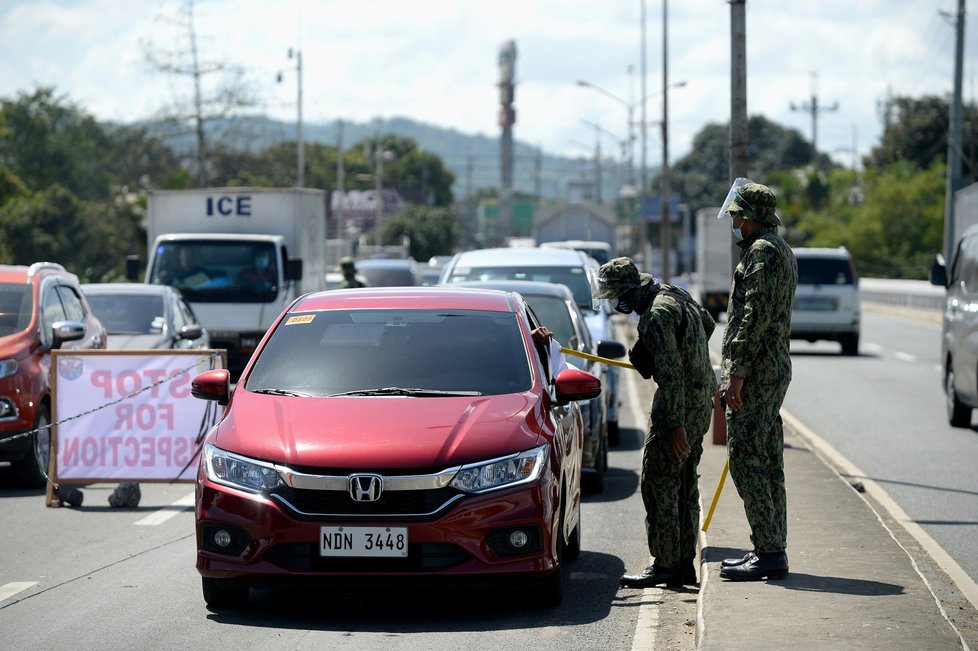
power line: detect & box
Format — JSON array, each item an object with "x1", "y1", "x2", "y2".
[{"x1": 790, "y1": 72, "x2": 839, "y2": 158}]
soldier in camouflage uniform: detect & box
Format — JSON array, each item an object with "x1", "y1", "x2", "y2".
[
  {"x1": 338, "y1": 256, "x2": 367, "y2": 289},
  {"x1": 717, "y1": 182, "x2": 798, "y2": 581},
  {"x1": 593, "y1": 257, "x2": 716, "y2": 588}
]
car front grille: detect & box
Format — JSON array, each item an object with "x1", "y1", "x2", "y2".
[
  {"x1": 263, "y1": 542, "x2": 471, "y2": 572},
  {"x1": 270, "y1": 486, "x2": 465, "y2": 519}
]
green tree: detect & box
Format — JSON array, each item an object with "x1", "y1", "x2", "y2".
[{"x1": 379, "y1": 205, "x2": 460, "y2": 261}]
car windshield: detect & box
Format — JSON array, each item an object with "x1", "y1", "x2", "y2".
[
  {"x1": 448, "y1": 265, "x2": 593, "y2": 312},
  {"x1": 148, "y1": 240, "x2": 278, "y2": 303},
  {"x1": 86, "y1": 294, "x2": 165, "y2": 335},
  {"x1": 357, "y1": 266, "x2": 417, "y2": 287},
  {"x1": 245, "y1": 308, "x2": 533, "y2": 397},
  {"x1": 797, "y1": 257, "x2": 853, "y2": 285},
  {"x1": 0, "y1": 284, "x2": 33, "y2": 336}
]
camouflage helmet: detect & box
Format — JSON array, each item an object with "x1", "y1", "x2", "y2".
[
  {"x1": 728, "y1": 182, "x2": 781, "y2": 225},
  {"x1": 339, "y1": 256, "x2": 356, "y2": 271},
  {"x1": 593, "y1": 257, "x2": 654, "y2": 300}
]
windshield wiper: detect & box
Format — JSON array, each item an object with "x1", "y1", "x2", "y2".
[
  {"x1": 325, "y1": 387, "x2": 482, "y2": 398},
  {"x1": 250, "y1": 388, "x2": 314, "y2": 397}
]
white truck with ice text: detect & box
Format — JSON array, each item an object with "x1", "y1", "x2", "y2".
[{"x1": 129, "y1": 187, "x2": 327, "y2": 376}]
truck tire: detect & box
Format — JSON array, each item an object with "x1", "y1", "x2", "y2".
[{"x1": 946, "y1": 364, "x2": 972, "y2": 428}]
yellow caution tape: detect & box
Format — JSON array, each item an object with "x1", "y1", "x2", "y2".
[
  {"x1": 701, "y1": 460, "x2": 728, "y2": 532},
  {"x1": 559, "y1": 346, "x2": 636, "y2": 370}
]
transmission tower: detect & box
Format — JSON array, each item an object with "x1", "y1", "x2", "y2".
[{"x1": 790, "y1": 72, "x2": 838, "y2": 160}]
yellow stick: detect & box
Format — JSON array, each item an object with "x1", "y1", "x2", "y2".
[
  {"x1": 559, "y1": 346, "x2": 636, "y2": 370},
  {"x1": 701, "y1": 460, "x2": 728, "y2": 532}
]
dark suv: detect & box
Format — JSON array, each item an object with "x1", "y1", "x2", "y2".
[{"x1": 0, "y1": 263, "x2": 106, "y2": 486}]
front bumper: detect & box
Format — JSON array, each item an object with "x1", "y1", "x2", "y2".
[{"x1": 195, "y1": 471, "x2": 562, "y2": 583}]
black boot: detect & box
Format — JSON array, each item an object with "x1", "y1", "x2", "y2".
[
  {"x1": 56, "y1": 486, "x2": 84, "y2": 508},
  {"x1": 719, "y1": 551, "x2": 788, "y2": 581},
  {"x1": 620, "y1": 564, "x2": 684, "y2": 589},
  {"x1": 680, "y1": 560, "x2": 698, "y2": 585},
  {"x1": 721, "y1": 551, "x2": 755, "y2": 568}
]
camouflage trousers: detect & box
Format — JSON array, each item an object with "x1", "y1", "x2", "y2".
[
  {"x1": 726, "y1": 381, "x2": 790, "y2": 553},
  {"x1": 641, "y1": 405, "x2": 711, "y2": 567}
]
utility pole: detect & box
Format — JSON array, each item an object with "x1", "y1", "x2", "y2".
[
  {"x1": 498, "y1": 40, "x2": 517, "y2": 243},
  {"x1": 730, "y1": 0, "x2": 748, "y2": 274},
  {"x1": 660, "y1": 0, "x2": 672, "y2": 281},
  {"x1": 944, "y1": 0, "x2": 966, "y2": 265},
  {"x1": 639, "y1": 0, "x2": 648, "y2": 266},
  {"x1": 336, "y1": 120, "x2": 345, "y2": 257},
  {"x1": 790, "y1": 72, "x2": 838, "y2": 162}
]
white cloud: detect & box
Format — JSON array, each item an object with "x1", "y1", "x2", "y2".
[{"x1": 1, "y1": 0, "x2": 974, "y2": 170}]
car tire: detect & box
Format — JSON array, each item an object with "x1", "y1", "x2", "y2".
[
  {"x1": 946, "y1": 365, "x2": 972, "y2": 428},
  {"x1": 607, "y1": 419, "x2": 620, "y2": 447},
  {"x1": 565, "y1": 503, "x2": 582, "y2": 562},
  {"x1": 202, "y1": 577, "x2": 249, "y2": 608},
  {"x1": 584, "y1": 437, "x2": 607, "y2": 495},
  {"x1": 10, "y1": 404, "x2": 50, "y2": 488},
  {"x1": 840, "y1": 333, "x2": 859, "y2": 356}
]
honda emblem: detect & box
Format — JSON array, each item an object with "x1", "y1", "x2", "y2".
[{"x1": 348, "y1": 474, "x2": 383, "y2": 502}]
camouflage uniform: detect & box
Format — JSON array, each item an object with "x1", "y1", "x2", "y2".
[
  {"x1": 720, "y1": 183, "x2": 798, "y2": 554},
  {"x1": 595, "y1": 258, "x2": 716, "y2": 570},
  {"x1": 338, "y1": 257, "x2": 367, "y2": 289}
]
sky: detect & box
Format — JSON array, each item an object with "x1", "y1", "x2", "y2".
[{"x1": 1, "y1": 0, "x2": 975, "y2": 175}]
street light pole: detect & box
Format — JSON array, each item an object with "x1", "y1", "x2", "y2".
[
  {"x1": 640, "y1": 0, "x2": 648, "y2": 266},
  {"x1": 660, "y1": 0, "x2": 671, "y2": 280}
]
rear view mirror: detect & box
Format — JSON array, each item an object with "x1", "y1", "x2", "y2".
[
  {"x1": 286, "y1": 258, "x2": 303, "y2": 281},
  {"x1": 929, "y1": 253, "x2": 947, "y2": 288},
  {"x1": 191, "y1": 369, "x2": 231, "y2": 406},
  {"x1": 125, "y1": 255, "x2": 141, "y2": 281}
]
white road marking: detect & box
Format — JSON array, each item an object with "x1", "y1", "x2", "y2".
[
  {"x1": 134, "y1": 492, "x2": 195, "y2": 526},
  {"x1": 0, "y1": 582, "x2": 37, "y2": 603},
  {"x1": 863, "y1": 342, "x2": 883, "y2": 354},
  {"x1": 894, "y1": 351, "x2": 917, "y2": 363}
]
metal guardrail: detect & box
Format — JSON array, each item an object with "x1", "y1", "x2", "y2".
[{"x1": 859, "y1": 278, "x2": 944, "y2": 311}]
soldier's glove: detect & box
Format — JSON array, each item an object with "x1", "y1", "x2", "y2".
[{"x1": 628, "y1": 343, "x2": 654, "y2": 379}]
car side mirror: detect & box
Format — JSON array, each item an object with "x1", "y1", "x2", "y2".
[
  {"x1": 51, "y1": 320, "x2": 85, "y2": 349},
  {"x1": 191, "y1": 369, "x2": 231, "y2": 406},
  {"x1": 286, "y1": 258, "x2": 303, "y2": 281},
  {"x1": 596, "y1": 340, "x2": 627, "y2": 360},
  {"x1": 125, "y1": 255, "x2": 141, "y2": 281},
  {"x1": 930, "y1": 253, "x2": 948, "y2": 288},
  {"x1": 553, "y1": 368, "x2": 601, "y2": 405},
  {"x1": 178, "y1": 324, "x2": 204, "y2": 341}
]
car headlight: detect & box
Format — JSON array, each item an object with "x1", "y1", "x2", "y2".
[
  {"x1": 450, "y1": 445, "x2": 549, "y2": 494},
  {"x1": 204, "y1": 443, "x2": 286, "y2": 493},
  {"x1": 0, "y1": 358, "x2": 19, "y2": 380}
]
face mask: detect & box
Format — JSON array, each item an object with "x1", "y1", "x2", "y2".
[
  {"x1": 615, "y1": 290, "x2": 636, "y2": 314},
  {"x1": 731, "y1": 223, "x2": 744, "y2": 241}
]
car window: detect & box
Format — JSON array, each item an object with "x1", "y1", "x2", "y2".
[
  {"x1": 0, "y1": 284, "x2": 33, "y2": 336},
  {"x1": 796, "y1": 257, "x2": 853, "y2": 285},
  {"x1": 448, "y1": 265, "x2": 593, "y2": 310},
  {"x1": 56, "y1": 285, "x2": 87, "y2": 322},
  {"x1": 41, "y1": 284, "x2": 68, "y2": 346},
  {"x1": 522, "y1": 294, "x2": 578, "y2": 349},
  {"x1": 358, "y1": 267, "x2": 418, "y2": 287},
  {"x1": 87, "y1": 294, "x2": 165, "y2": 334},
  {"x1": 245, "y1": 308, "x2": 532, "y2": 396},
  {"x1": 959, "y1": 234, "x2": 978, "y2": 292}
]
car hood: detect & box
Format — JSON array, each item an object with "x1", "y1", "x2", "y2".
[{"x1": 211, "y1": 392, "x2": 549, "y2": 470}]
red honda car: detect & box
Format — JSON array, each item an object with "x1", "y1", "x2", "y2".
[{"x1": 191, "y1": 286, "x2": 601, "y2": 608}]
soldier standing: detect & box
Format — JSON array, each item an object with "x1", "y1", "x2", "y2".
[
  {"x1": 338, "y1": 256, "x2": 367, "y2": 289},
  {"x1": 717, "y1": 181, "x2": 798, "y2": 581},
  {"x1": 593, "y1": 257, "x2": 716, "y2": 588}
]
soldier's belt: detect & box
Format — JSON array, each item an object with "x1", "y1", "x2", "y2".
[{"x1": 560, "y1": 346, "x2": 636, "y2": 370}]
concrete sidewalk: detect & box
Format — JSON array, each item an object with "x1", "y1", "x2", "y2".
[{"x1": 696, "y1": 419, "x2": 973, "y2": 650}]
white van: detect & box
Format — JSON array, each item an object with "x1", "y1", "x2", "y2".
[{"x1": 790, "y1": 247, "x2": 861, "y2": 355}]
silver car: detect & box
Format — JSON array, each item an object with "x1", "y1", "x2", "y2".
[{"x1": 81, "y1": 283, "x2": 209, "y2": 350}]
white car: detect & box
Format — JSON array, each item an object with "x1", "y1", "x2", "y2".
[
  {"x1": 790, "y1": 247, "x2": 860, "y2": 355},
  {"x1": 440, "y1": 247, "x2": 623, "y2": 443}
]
